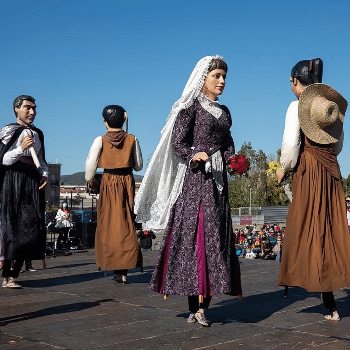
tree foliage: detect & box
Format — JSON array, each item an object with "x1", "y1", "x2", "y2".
[
  {"x1": 343, "y1": 173, "x2": 350, "y2": 197},
  {"x1": 228, "y1": 142, "x2": 290, "y2": 208},
  {"x1": 265, "y1": 161, "x2": 290, "y2": 206}
]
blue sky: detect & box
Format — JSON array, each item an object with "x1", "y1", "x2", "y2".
[{"x1": 1, "y1": 0, "x2": 350, "y2": 177}]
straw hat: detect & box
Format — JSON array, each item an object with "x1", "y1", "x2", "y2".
[{"x1": 298, "y1": 83, "x2": 348, "y2": 144}]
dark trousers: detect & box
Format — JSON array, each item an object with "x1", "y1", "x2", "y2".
[
  {"x1": 57, "y1": 227, "x2": 70, "y2": 247},
  {"x1": 114, "y1": 269, "x2": 128, "y2": 276},
  {"x1": 2, "y1": 259, "x2": 24, "y2": 279},
  {"x1": 188, "y1": 295, "x2": 212, "y2": 313},
  {"x1": 23, "y1": 260, "x2": 33, "y2": 270},
  {"x1": 322, "y1": 292, "x2": 336, "y2": 312}
]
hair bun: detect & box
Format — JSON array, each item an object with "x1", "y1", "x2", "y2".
[{"x1": 291, "y1": 58, "x2": 323, "y2": 86}]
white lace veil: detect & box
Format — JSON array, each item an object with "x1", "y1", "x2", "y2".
[{"x1": 134, "y1": 55, "x2": 222, "y2": 231}]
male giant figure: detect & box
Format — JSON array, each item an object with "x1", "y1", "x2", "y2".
[{"x1": 0, "y1": 95, "x2": 48, "y2": 288}]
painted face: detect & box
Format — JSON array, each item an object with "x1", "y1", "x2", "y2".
[
  {"x1": 15, "y1": 100, "x2": 36, "y2": 126},
  {"x1": 202, "y1": 69, "x2": 226, "y2": 100}
]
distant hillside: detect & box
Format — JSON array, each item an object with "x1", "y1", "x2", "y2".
[
  {"x1": 61, "y1": 172, "x2": 143, "y2": 185},
  {"x1": 61, "y1": 172, "x2": 86, "y2": 186}
]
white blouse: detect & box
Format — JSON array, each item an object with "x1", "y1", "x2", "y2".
[
  {"x1": 280, "y1": 100, "x2": 343, "y2": 173},
  {"x1": 85, "y1": 136, "x2": 143, "y2": 182},
  {"x1": 55, "y1": 209, "x2": 72, "y2": 228}
]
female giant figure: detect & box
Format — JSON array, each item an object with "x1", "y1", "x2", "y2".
[
  {"x1": 135, "y1": 56, "x2": 242, "y2": 326},
  {"x1": 277, "y1": 58, "x2": 350, "y2": 321}
]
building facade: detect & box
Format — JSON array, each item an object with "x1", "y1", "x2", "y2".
[{"x1": 45, "y1": 163, "x2": 61, "y2": 206}]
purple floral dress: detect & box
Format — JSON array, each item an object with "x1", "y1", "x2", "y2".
[{"x1": 149, "y1": 98, "x2": 242, "y2": 297}]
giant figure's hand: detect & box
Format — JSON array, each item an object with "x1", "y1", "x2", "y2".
[
  {"x1": 39, "y1": 177, "x2": 48, "y2": 190},
  {"x1": 21, "y1": 135, "x2": 34, "y2": 151},
  {"x1": 192, "y1": 152, "x2": 209, "y2": 163},
  {"x1": 276, "y1": 168, "x2": 285, "y2": 184}
]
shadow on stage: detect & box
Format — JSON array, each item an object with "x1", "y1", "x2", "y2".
[
  {"x1": 177, "y1": 287, "x2": 350, "y2": 325},
  {"x1": 0, "y1": 299, "x2": 114, "y2": 326},
  {"x1": 298, "y1": 288, "x2": 350, "y2": 319},
  {"x1": 43, "y1": 262, "x2": 96, "y2": 270},
  {"x1": 97, "y1": 266, "x2": 155, "y2": 284},
  {"x1": 19, "y1": 271, "x2": 106, "y2": 288},
  {"x1": 19, "y1": 265, "x2": 156, "y2": 288}
]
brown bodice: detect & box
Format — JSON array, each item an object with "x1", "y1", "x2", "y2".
[{"x1": 98, "y1": 134, "x2": 135, "y2": 169}]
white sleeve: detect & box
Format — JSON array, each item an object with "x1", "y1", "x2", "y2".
[
  {"x1": 2, "y1": 145, "x2": 24, "y2": 165},
  {"x1": 55, "y1": 209, "x2": 63, "y2": 221},
  {"x1": 132, "y1": 137, "x2": 143, "y2": 172},
  {"x1": 2, "y1": 129, "x2": 26, "y2": 165},
  {"x1": 85, "y1": 136, "x2": 102, "y2": 182},
  {"x1": 280, "y1": 101, "x2": 301, "y2": 173},
  {"x1": 331, "y1": 130, "x2": 343, "y2": 156}
]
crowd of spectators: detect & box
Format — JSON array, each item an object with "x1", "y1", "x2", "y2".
[{"x1": 234, "y1": 224, "x2": 284, "y2": 261}]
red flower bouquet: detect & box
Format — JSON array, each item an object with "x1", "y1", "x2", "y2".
[{"x1": 227, "y1": 154, "x2": 250, "y2": 175}]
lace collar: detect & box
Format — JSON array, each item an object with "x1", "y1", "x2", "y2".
[{"x1": 198, "y1": 92, "x2": 222, "y2": 119}]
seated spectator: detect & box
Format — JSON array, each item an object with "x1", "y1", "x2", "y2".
[
  {"x1": 234, "y1": 229, "x2": 239, "y2": 244},
  {"x1": 252, "y1": 237, "x2": 261, "y2": 255},
  {"x1": 273, "y1": 236, "x2": 283, "y2": 262},
  {"x1": 251, "y1": 224, "x2": 259, "y2": 235},
  {"x1": 245, "y1": 247, "x2": 256, "y2": 259},
  {"x1": 346, "y1": 197, "x2": 350, "y2": 232},
  {"x1": 239, "y1": 230, "x2": 245, "y2": 245},
  {"x1": 260, "y1": 234, "x2": 271, "y2": 258},
  {"x1": 241, "y1": 238, "x2": 250, "y2": 257},
  {"x1": 254, "y1": 237, "x2": 260, "y2": 248}
]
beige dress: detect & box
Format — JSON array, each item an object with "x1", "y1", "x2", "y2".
[
  {"x1": 95, "y1": 135, "x2": 142, "y2": 271},
  {"x1": 277, "y1": 136, "x2": 350, "y2": 292}
]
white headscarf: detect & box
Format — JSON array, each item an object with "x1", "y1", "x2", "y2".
[{"x1": 134, "y1": 55, "x2": 223, "y2": 231}]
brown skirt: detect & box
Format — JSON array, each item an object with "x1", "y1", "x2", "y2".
[
  {"x1": 277, "y1": 144, "x2": 350, "y2": 292},
  {"x1": 95, "y1": 172, "x2": 142, "y2": 271}
]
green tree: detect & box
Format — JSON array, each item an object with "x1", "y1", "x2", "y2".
[
  {"x1": 228, "y1": 176, "x2": 250, "y2": 209},
  {"x1": 227, "y1": 143, "x2": 290, "y2": 209},
  {"x1": 266, "y1": 161, "x2": 290, "y2": 206},
  {"x1": 343, "y1": 174, "x2": 350, "y2": 196},
  {"x1": 228, "y1": 142, "x2": 268, "y2": 208}
]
